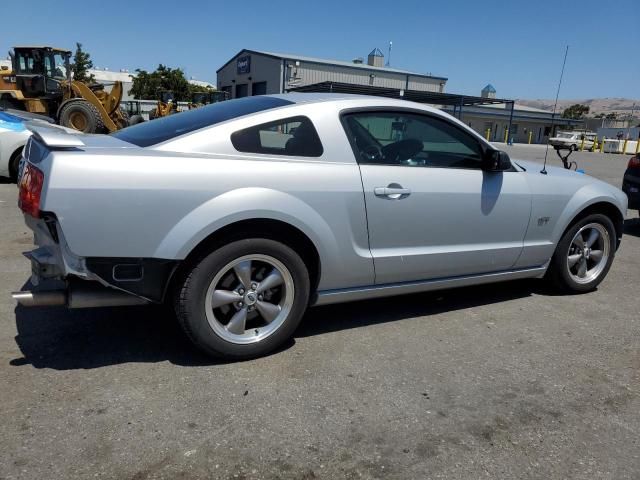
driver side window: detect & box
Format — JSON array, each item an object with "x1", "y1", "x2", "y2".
[{"x1": 343, "y1": 112, "x2": 483, "y2": 169}]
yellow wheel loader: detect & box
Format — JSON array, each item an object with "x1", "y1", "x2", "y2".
[
  {"x1": 0, "y1": 46, "x2": 128, "y2": 133},
  {"x1": 149, "y1": 90, "x2": 180, "y2": 120}
]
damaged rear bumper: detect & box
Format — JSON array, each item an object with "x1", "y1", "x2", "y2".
[{"x1": 13, "y1": 215, "x2": 177, "y2": 308}]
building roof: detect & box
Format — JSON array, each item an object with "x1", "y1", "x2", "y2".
[
  {"x1": 369, "y1": 48, "x2": 384, "y2": 57},
  {"x1": 480, "y1": 102, "x2": 551, "y2": 113},
  {"x1": 189, "y1": 79, "x2": 216, "y2": 88},
  {"x1": 290, "y1": 81, "x2": 511, "y2": 107},
  {"x1": 88, "y1": 69, "x2": 135, "y2": 83},
  {"x1": 482, "y1": 84, "x2": 496, "y2": 93},
  {"x1": 216, "y1": 49, "x2": 448, "y2": 81},
  {"x1": 13, "y1": 46, "x2": 71, "y2": 53}
]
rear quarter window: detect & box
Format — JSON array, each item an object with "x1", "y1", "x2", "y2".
[{"x1": 231, "y1": 116, "x2": 323, "y2": 157}]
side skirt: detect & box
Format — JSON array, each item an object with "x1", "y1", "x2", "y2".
[{"x1": 312, "y1": 266, "x2": 547, "y2": 306}]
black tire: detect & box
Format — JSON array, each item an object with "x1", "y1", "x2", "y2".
[
  {"x1": 546, "y1": 213, "x2": 616, "y2": 293},
  {"x1": 129, "y1": 114, "x2": 145, "y2": 125},
  {"x1": 8, "y1": 147, "x2": 23, "y2": 183},
  {"x1": 0, "y1": 95, "x2": 25, "y2": 111},
  {"x1": 175, "y1": 238, "x2": 310, "y2": 359},
  {"x1": 117, "y1": 108, "x2": 130, "y2": 128},
  {"x1": 570, "y1": 144, "x2": 577, "y2": 151},
  {"x1": 59, "y1": 100, "x2": 105, "y2": 133}
]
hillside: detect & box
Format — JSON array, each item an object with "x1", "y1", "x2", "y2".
[{"x1": 515, "y1": 98, "x2": 638, "y2": 117}]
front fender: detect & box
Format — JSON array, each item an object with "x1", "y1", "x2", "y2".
[{"x1": 551, "y1": 183, "x2": 627, "y2": 245}]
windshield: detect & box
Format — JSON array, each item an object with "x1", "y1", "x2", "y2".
[
  {"x1": 556, "y1": 132, "x2": 575, "y2": 139},
  {"x1": 43, "y1": 52, "x2": 68, "y2": 80},
  {"x1": 112, "y1": 96, "x2": 294, "y2": 147}
]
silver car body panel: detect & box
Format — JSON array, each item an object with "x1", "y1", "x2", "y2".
[{"x1": 23, "y1": 93, "x2": 627, "y2": 303}]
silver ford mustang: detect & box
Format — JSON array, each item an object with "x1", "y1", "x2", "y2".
[{"x1": 13, "y1": 94, "x2": 627, "y2": 359}]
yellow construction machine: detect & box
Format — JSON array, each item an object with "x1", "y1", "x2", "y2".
[
  {"x1": 0, "y1": 46, "x2": 128, "y2": 133},
  {"x1": 149, "y1": 90, "x2": 180, "y2": 119}
]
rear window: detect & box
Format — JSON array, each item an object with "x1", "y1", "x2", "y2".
[{"x1": 112, "y1": 96, "x2": 294, "y2": 147}]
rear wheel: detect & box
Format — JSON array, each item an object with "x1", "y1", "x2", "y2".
[
  {"x1": 175, "y1": 239, "x2": 310, "y2": 359},
  {"x1": 8, "y1": 148, "x2": 23, "y2": 183},
  {"x1": 59, "y1": 100, "x2": 105, "y2": 133},
  {"x1": 547, "y1": 213, "x2": 616, "y2": 292}
]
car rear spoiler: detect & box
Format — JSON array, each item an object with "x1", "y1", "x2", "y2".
[{"x1": 27, "y1": 125, "x2": 85, "y2": 148}]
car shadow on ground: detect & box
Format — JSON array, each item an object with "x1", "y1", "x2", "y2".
[
  {"x1": 623, "y1": 217, "x2": 640, "y2": 238},
  {"x1": 10, "y1": 279, "x2": 544, "y2": 370}
]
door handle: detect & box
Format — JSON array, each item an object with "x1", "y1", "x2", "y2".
[{"x1": 374, "y1": 185, "x2": 411, "y2": 199}]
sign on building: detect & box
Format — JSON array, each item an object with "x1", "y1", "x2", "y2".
[{"x1": 237, "y1": 55, "x2": 251, "y2": 75}]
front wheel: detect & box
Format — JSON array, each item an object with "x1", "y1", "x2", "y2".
[
  {"x1": 547, "y1": 213, "x2": 616, "y2": 292},
  {"x1": 175, "y1": 239, "x2": 310, "y2": 359},
  {"x1": 59, "y1": 100, "x2": 105, "y2": 133}
]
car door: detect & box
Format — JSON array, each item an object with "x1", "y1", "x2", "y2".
[{"x1": 342, "y1": 110, "x2": 532, "y2": 285}]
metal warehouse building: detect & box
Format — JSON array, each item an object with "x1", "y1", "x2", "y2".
[{"x1": 216, "y1": 48, "x2": 447, "y2": 99}]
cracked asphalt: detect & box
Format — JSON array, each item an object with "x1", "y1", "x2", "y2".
[{"x1": 1, "y1": 145, "x2": 638, "y2": 479}]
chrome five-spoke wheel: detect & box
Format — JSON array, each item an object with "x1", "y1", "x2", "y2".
[
  {"x1": 176, "y1": 238, "x2": 309, "y2": 359},
  {"x1": 566, "y1": 223, "x2": 610, "y2": 284},
  {"x1": 548, "y1": 213, "x2": 616, "y2": 293},
  {"x1": 204, "y1": 254, "x2": 295, "y2": 344}
]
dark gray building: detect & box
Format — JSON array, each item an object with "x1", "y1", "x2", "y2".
[{"x1": 216, "y1": 49, "x2": 448, "y2": 99}]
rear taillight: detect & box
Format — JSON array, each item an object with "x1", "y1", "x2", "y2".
[
  {"x1": 18, "y1": 163, "x2": 44, "y2": 218},
  {"x1": 628, "y1": 155, "x2": 640, "y2": 169}
]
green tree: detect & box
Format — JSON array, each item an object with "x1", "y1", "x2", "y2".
[
  {"x1": 605, "y1": 112, "x2": 618, "y2": 120},
  {"x1": 71, "y1": 42, "x2": 95, "y2": 83},
  {"x1": 561, "y1": 104, "x2": 590, "y2": 119},
  {"x1": 129, "y1": 64, "x2": 194, "y2": 101}
]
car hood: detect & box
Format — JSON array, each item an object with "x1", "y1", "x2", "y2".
[
  {"x1": 513, "y1": 158, "x2": 628, "y2": 211},
  {"x1": 512, "y1": 159, "x2": 585, "y2": 178}
]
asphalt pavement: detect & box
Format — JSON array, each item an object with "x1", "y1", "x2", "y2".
[{"x1": 0, "y1": 145, "x2": 638, "y2": 479}]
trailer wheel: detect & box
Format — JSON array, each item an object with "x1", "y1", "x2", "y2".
[{"x1": 59, "y1": 100, "x2": 105, "y2": 133}]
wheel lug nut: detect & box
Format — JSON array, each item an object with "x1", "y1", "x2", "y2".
[
  {"x1": 251, "y1": 282, "x2": 258, "y2": 290},
  {"x1": 238, "y1": 288, "x2": 245, "y2": 295},
  {"x1": 258, "y1": 295, "x2": 263, "y2": 301},
  {"x1": 238, "y1": 302, "x2": 244, "y2": 307}
]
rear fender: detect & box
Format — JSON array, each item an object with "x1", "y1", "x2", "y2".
[{"x1": 153, "y1": 186, "x2": 338, "y2": 272}]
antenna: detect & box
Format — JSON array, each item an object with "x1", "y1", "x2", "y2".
[
  {"x1": 541, "y1": 45, "x2": 569, "y2": 174},
  {"x1": 386, "y1": 41, "x2": 392, "y2": 67}
]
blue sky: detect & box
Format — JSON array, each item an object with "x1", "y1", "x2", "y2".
[{"x1": 3, "y1": 0, "x2": 638, "y2": 99}]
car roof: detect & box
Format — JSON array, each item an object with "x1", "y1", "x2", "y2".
[{"x1": 269, "y1": 92, "x2": 444, "y2": 115}]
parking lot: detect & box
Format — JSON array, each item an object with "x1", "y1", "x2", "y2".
[{"x1": 0, "y1": 145, "x2": 638, "y2": 479}]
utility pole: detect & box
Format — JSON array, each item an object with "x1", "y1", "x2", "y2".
[{"x1": 386, "y1": 41, "x2": 392, "y2": 67}]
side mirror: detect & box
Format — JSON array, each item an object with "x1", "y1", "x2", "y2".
[{"x1": 482, "y1": 150, "x2": 512, "y2": 172}]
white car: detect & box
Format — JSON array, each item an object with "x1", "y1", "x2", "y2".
[
  {"x1": 549, "y1": 131, "x2": 597, "y2": 151},
  {"x1": 0, "y1": 110, "x2": 62, "y2": 182}
]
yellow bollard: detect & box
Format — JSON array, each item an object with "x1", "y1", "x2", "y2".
[
  {"x1": 600, "y1": 137, "x2": 606, "y2": 153},
  {"x1": 503, "y1": 127, "x2": 509, "y2": 144},
  {"x1": 528, "y1": 131, "x2": 533, "y2": 144},
  {"x1": 622, "y1": 139, "x2": 628, "y2": 155},
  {"x1": 636, "y1": 138, "x2": 640, "y2": 154},
  {"x1": 592, "y1": 136, "x2": 598, "y2": 152},
  {"x1": 485, "y1": 128, "x2": 491, "y2": 141},
  {"x1": 580, "y1": 135, "x2": 586, "y2": 151}
]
